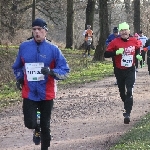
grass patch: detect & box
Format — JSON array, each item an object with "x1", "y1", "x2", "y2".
[
  {"x1": 110, "y1": 113, "x2": 150, "y2": 150},
  {"x1": 0, "y1": 48, "x2": 113, "y2": 110},
  {"x1": 59, "y1": 60, "x2": 113, "y2": 87},
  {"x1": 0, "y1": 81, "x2": 22, "y2": 109}
]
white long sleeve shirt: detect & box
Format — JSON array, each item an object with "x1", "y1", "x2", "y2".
[{"x1": 138, "y1": 35, "x2": 148, "y2": 50}]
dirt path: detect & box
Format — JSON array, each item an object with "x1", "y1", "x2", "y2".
[{"x1": 0, "y1": 66, "x2": 150, "y2": 150}]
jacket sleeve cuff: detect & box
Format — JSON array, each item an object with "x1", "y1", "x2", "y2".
[{"x1": 104, "y1": 51, "x2": 116, "y2": 58}]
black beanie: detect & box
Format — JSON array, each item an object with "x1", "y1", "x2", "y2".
[
  {"x1": 113, "y1": 27, "x2": 118, "y2": 33},
  {"x1": 32, "y1": 18, "x2": 48, "y2": 31}
]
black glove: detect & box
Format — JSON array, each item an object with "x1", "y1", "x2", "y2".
[
  {"x1": 41, "y1": 67, "x2": 55, "y2": 77},
  {"x1": 16, "y1": 78, "x2": 24, "y2": 90}
]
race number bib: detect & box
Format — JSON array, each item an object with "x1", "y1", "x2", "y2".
[
  {"x1": 87, "y1": 37, "x2": 92, "y2": 45},
  {"x1": 88, "y1": 37, "x2": 92, "y2": 41},
  {"x1": 121, "y1": 55, "x2": 133, "y2": 67},
  {"x1": 25, "y1": 63, "x2": 44, "y2": 81}
]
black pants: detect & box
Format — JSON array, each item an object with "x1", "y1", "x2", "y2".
[
  {"x1": 147, "y1": 56, "x2": 150, "y2": 73},
  {"x1": 141, "y1": 50, "x2": 146, "y2": 62},
  {"x1": 84, "y1": 41, "x2": 91, "y2": 55},
  {"x1": 147, "y1": 51, "x2": 150, "y2": 73},
  {"x1": 135, "y1": 57, "x2": 138, "y2": 69},
  {"x1": 23, "y1": 99, "x2": 54, "y2": 148},
  {"x1": 112, "y1": 56, "x2": 116, "y2": 75},
  {"x1": 115, "y1": 66, "x2": 135, "y2": 114}
]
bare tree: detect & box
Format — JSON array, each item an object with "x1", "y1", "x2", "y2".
[
  {"x1": 0, "y1": 1, "x2": 1, "y2": 44},
  {"x1": 93, "y1": 0, "x2": 109, "y2": 61},
  {"x1": 124, "y1": 0, "x2": 131, "y2": 21},
  {"x1": 85, "y1": 0, "x2": 96, "y2": 49},
  {"x1": 133, "y1": 0, "x2": 140, "y2": 33},
  {"x1": 1, "y1": 0, "x2": 66, "y2": 42},
  {"x1": 139, "y1": 0, "x2": 150, "y2": 36},
  {"x1": 36, "y1": 0, "x2": 66, "y2": 26},
  {"x1": 66, "y1": 0, "x2": 74, "y2": 49},
  {"x1": 85, "y1": 0, "x2": 96, "y2": 29},
  {"x1": 32, "y1": 0, "x2": 36, "y2": 22},
  {"x1": 1, "y1": 0, "x2": 147, "y2": 46},
  {"x1": 1, "y1": 0, "x2": 32, "y2": 41}
]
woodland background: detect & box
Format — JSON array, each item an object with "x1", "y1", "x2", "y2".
[{"x1": 0, "y1": 0, "x2": 150, "y2": 60}]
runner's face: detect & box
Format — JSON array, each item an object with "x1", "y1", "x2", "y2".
[
  {"x1": 119, "y1": 29, "x2": 130, "y2": 39},
  {"x1": 114, "y1": 32, "x2": 118, "y2": 37},
  {"x1": 32, "y1": 26, "x2": 47, "y2": 42}
]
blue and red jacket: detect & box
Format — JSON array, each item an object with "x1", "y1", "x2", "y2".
[{"x1": 12, "y1": 39, "x2": 70, "y2": 101}]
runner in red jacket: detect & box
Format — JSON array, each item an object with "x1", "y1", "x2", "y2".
[{"x1": 104, "y1": 22, "x2": 142, "y2": 124}]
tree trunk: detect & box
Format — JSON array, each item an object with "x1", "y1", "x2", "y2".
[
  {"x1": 133, "y1": 0, "x2": 140, "y2": 33},
  {"x1": 85, "y1": 0, "x2": 96, "y2": 30},
  {"x1": 124, "y1": 0, "x2": 131, "y2": 22},
  {"x1": 66, "y1": 0, "x2": 74, "y2": 49},
  {"x1": 32, "y1": 0, "x2": 36, "y2": 22},
  {"x1": 85, "y1": 0, "x2": 96, "y2": 49},
  {"x1": 0, "y1": 1, "x2": 1, "y2": 44},
  {"x1": 93, "y1": 0, "x2": 109, "y2": 61}
]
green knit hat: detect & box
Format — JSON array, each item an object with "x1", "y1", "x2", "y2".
[{"x1": 119, "y1": 22, "x2": 129, "y2": 31}]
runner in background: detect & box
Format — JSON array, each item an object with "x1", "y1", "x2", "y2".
[
  {"x1": 105, "y1": 27, "x2": 119, "y2": 46},
  {"x1": 104, "y1": 22, "x2": 141, "y2": 124},
  {"x1": 138, "y1": 30, "x2": 148, "y2": 67},
  {"x1": 105, "y1": 27, "x2": 120, "y2": 85},
  {"x1": 83, "y1": 25, "x2": 93, "y2": 57}
]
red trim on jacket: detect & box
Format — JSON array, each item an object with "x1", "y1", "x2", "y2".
[
  {"x1": 45, "y1": 59, "x2": 56, "y2": 100},
  {"x1": 22, "y1": 74, "x2": 30, "y2": 98}
]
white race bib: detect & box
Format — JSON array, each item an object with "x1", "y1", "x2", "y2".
[
  {"x1": 88, "y1": 37, "x2": 92, "y2": 41},
  {"x1": 121, "y1": 55, "x2": 133, "y2": 67},
  {"x1": 25, "y1": 63, "x2": 44, "y2": 81}
]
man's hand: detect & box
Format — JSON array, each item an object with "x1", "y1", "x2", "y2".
[
  {"x1": 136, "y1": 54, "x2": 142, "y2": 61},
  {"x1": 16, "y1": 78, "x2": 24, "y2": 90},
  {"x1": 41, "y1": 67, "x2": 50, "y2": 75},
  {"x1": 41, "y1": 67, "x2": 55, "y2": 76},
  {"x1": 116, "y1": 48, "x2": 124, "y2": 55}
]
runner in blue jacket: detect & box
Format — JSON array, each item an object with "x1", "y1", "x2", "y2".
[
  {"x1": 106, "y1": 27, "x2": 120, "y2": 85},
  {"x1": 12, "y1": 18, "x2": 70, "y2": 150},
  {"x1": 105, "y1": 27, "x2": 120, "y2": 46}
]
